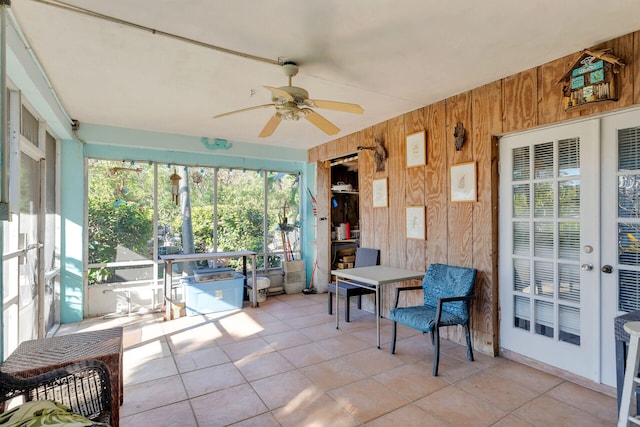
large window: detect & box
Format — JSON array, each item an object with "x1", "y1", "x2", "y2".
[{"x1": 87, "y1": 160, "x2": 300, "y2": 287}]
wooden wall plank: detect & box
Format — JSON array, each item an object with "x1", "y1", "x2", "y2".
[
  {"x1": 372, "y1": 122, "x2": 390, "y2": 267},
  {"x1": 425, "y1": 101, "x2": 448, "y2": 265},
  {"x1": 388, "y1": 115, "x2": 406, "y2": 269},
  {"x1": 317, "y1": 142, "x2": 328, "y2": 162},
  {"x1": 347, "y1": 132, "x2": 361, "y2": 155},
  {"x1": 446, "y1": 93, "x2": 474, "y2": 267},
  {"x1": 405, "y1": 109, "x2": 426, "y2": 207},
  {"x1": 359, "y1": 127, "x2": 374, "y2": 249},
  {"x1": 471, "y1": 81, "x2": 502, "y2": 355},
  {"x1": 502, "y1": 69, "x2": 537, "y2": 133},
  {"x1": 315, "y1": 161, "x2": 331, "y2": 291},
  {"x1": 635, "y1": 31, "x2": 640, "y2": 105},
  {"x1": 326, "y1": 138, "x2": 339, "y2": 160},
  {"x1": 537, "y1": 53, "x2": 575, "y2": 126}
]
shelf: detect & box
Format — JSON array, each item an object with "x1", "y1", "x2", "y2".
[
  {"x1": 332, "y1": 239, "x2": 357, "y2": 243},
  {"x1": 331, "y1": 191, "x2": 359, "y2": 195}
]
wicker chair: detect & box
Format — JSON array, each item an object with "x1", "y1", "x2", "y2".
[{"x1": 0, "y1": 359, "x2": 112, "y2": 424}]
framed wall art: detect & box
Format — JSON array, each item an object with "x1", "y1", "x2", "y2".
[
  {"x1": 450, "y1": 161, "x2": 477, "y2": 202},
  {"x1": 372, "y1": 178, "x2": 388, "y2": 208},
  {"x1": 406, "y1": 130, "x2": 426, "y2": 168},
  {"x1": 405, "y1": 206, "x2": 425, "y2": 240}
]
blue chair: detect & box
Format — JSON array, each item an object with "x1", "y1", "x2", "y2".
[
  {"x1": 328, "y1": 247, "x2": 380, "y2": 322},
  {"x1": 389, "y1": 263, "x2": 477, "y2": 376}
]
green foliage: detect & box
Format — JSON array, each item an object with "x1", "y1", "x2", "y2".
[{"x1": 88, "y1": 199, "x2": 153, "y2": 284}]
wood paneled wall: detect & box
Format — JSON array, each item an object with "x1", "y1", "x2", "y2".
[{"x1": 309, "y1": 31, "x2": 640, "y2": 356}]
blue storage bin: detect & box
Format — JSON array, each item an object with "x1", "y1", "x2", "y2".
[{"x1": 182, "y1": 273, "x2": 244, "y2": 315}]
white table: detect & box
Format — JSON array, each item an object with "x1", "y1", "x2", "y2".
[
  {"x1": 160, "y1": 250, "x2": 258, "y2": 320},
  {"x1": 331, "y1": 265, "x2": 424, "y2": 348}
]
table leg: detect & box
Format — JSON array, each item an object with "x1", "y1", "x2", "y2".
[
  {"x1": 335, "y1": 278, "x2": 340, "y2": 329},
  {"x1": 252, "y1": 255, "x2": 258, "y2": 308},
  {"x1": 164, "y1": 260, "x2": 173, "y2": 320},
  {"x1": 376, "y1": 285, "x2": 380, "y2": 349}
]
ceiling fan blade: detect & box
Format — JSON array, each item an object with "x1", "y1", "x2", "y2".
[
  {"x1": 305, "y1": 110, "x2": 340, "y2": 135},
  {"x1": 311, "y1": 99, "x2": 364, "y2": 114},
  {"x1": 259, "y1": 114, "x2": 282, "y2": 137},
  {"x1": 213, "y1": 104, "x2": 273, "y2": 119},
  {"x1": 264, "y1": 86, "x2": 294, "y2": 100}
]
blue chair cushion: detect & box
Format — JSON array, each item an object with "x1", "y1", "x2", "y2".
[
  {"x1": 422, "y1": 264, "x2": 476, "y2": 319},
  {"x1": 389, "y1": 305, "x2": 466, "y2": 332}
]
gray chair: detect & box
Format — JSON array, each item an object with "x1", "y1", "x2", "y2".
[
  {"x1": 328, "y1": 247, "x2": 380, "y2": 322},
  {"x1": 389, "y1": 263, "x2": 477, "y2": 376}
]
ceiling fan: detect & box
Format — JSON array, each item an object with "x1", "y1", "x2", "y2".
[{"x1": 213, "y1": 61, "x2": 364, "y2": 137}]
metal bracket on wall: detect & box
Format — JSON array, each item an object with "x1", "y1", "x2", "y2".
[{"x1": 201, "y1": 137, "x2": 232, "y2": 150}]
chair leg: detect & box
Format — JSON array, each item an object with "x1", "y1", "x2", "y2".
[
  {"x1": 345, "y1": 295, "x2": 350, "y2": 322},
  {"x1": 328, "y1": 292, "x2": 333, "y2": 315},
  {"x1": 465, "y1": 323, "x2": 474, "y2": 362},
  {"x1": 430, "y1": 330, "x2": 435, "y2": 346},
  {"x1": 390, "y1": 321, "x2": 397, "y2": 354},
  {"x1": 433, "y1": 327, "x2": 440, "y2": 376}
]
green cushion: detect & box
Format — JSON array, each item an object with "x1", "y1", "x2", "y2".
[{"x1": 0, "y1": 400, "x2": 109, "y2": 427}]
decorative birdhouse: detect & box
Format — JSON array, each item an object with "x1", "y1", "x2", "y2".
[
  {"x1": 169, "y1": 168, "x2": 181, "y2": 205},
  {"x1": 558, "y1": 48, "x2": 625, "y2": 111}
]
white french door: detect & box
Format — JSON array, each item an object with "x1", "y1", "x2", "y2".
[
  {"x1": 600, "y1": 108, "x2": 640, "y2": 387},
  {"x1": 499, "y1": 119, "x2": 601, "y2": 381}
]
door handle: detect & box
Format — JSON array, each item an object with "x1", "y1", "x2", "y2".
[
  {"x1": 581, "y1": 263, "x2": 593, "y2": 271},
  {"x1": 601, "y1": 265, "x2": 613, "y2": 274}
]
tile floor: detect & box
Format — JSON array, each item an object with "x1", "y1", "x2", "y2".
[{"x1": 57, "y1": 292, "x2": 619, "y2": 426}]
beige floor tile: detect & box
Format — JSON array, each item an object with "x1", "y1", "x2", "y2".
[
  {"x1": 300, "y1": 358, "x2": 367, "y2": 391},
  {"x1": 256, "y1": 319, "x2": 294, "y2": 337},
  {"x1": 328, "y1": 377, "x2": 409, "y2": 423},
  {"x1": 415, "y1": 385, "x2": 507, "y2": 427},
  {"x1": 221, "y1": 336, "x2": 275, "y2": 362},
  {"x1": 298, "y1": 322, "x2": 345, "y2": 341},
  {"x1": 120, "y1": 401, "x2": 197, "y2": 427},
  {"x1": 216, "y1": 310, "x2": 267, "y2": 340},
  {"x1": 190, "y1": 383, "x2": 268, "y2": 426},
  {"x1": 230, "y1": 412, "x2": 281, "y2": 427},
  {"x1": 343, "y1": 346, "x2": 405, "y2": 376},
  {"x1": 318, "y1": 333, "x2": 370, "y2": 357},
  {"x1": 123, "y1": 338, "x2": 171, "y2": 365},
  {"x1": 455, "y1": 371, "x2": 541, "y2": 412},
  {"x1": 262, "y1": 329, "x2": 312, "y2": 350},
  {"x1": 280, "y1": 341, "x2": 337, "y2": 368},
  {"x1": 273, "y1": 393, "x2": 361, "y2": 427},
  {"x1": 485, "y1": 359, "x2": 563, "y2": 394},
  {"x1": 121, "y1": 374, "x2": 187, "y2": 417},
  {"x1": 514, "y1": 395, "x2": 612, "y2": 426},
  {"x1": 251, "y1": 370, "x2": 322, "y2": 410},
  {"x1": 545, "y1": 381, "x2": 617, "y2": 423},
  {"x1": 364, "y1": 403, "x2": 449, "y2": 426},
  {"x1": 181, "y1": 362, "x2": 245, "y2": 398},
  {"x1": 173, "y1": 345, "x2": 230, "y2": 373},
  {"x1": 373, "y1": 363, "x2": 448, "y2": 401},
  {"x1": 234, "y1": 351, "x2": 295, "y2": 381},
  {"x1": 124, "y1": 355, "x2": 178, "y2": 385},
  {"x1": 491, "y1": 414, "x2": 536, "y2": 427},
  {"x1": 165, "y1": 321, "x2": 223, "y2": 353}
]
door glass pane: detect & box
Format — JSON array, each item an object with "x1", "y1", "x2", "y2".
[
  {"x1": 619, "y1": 175, "x2": 640, "y2": 218},
  {"x1": 559, "y1": 305, "x2": 580, "y2": 345},
  {"x1": 534, "y1": 261, "x2": 554, "y2": 297},
  {"x1": 559, "y1": 222, "x2": 580, "y2": 260},
  {"x1": 513, "y1": 146, "x2": 530, "y2": 180},
  {"x1": 558, "y1": 263, "x2": 580, "y2": 303},
  {"x1": 534, "y1": 183, "x2": 554, "y2": 217},
  {"x1": 510, "y1": 136, "x2": 582, "y2": 346},
  {"x1": 513, "y1": 184, "x2": 530, "y2": 217},
  {"x1": 19, "y1": 154, "x2": 40, "y2": 342},
  {"x1": 617, "y1": 126, "x2": 640, "y2": 312},
  {"x1": 535, "y1": 300, "x2": 554, "y2": 338}
]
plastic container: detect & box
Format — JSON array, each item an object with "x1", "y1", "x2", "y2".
[{"x1": 248, "y1": 277, "x2": 270, "y2": 303}]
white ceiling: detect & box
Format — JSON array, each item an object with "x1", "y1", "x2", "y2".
[{"x1": 10, "y1": 0, "x2": 640, "y2": 150}]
